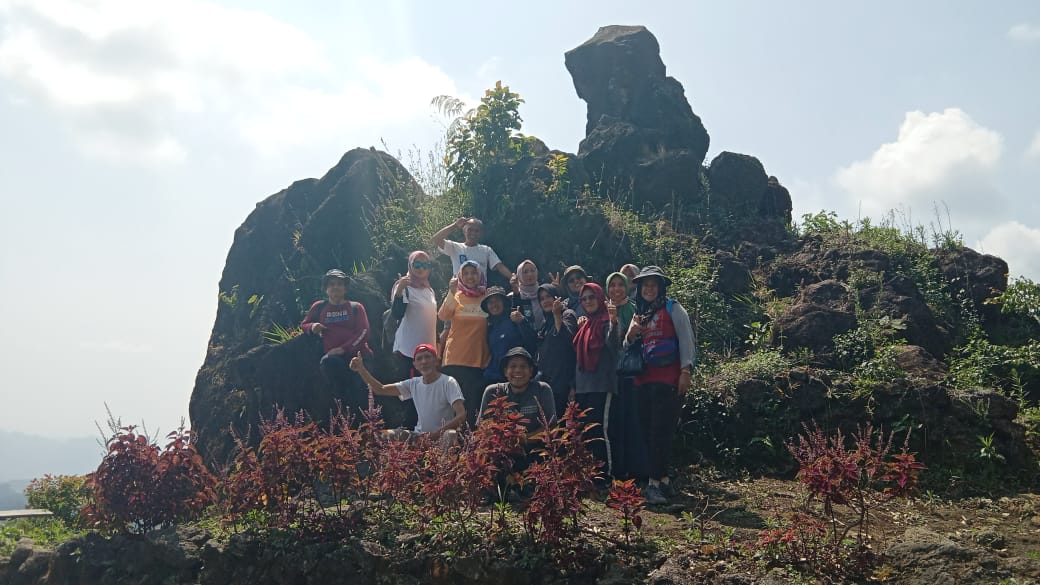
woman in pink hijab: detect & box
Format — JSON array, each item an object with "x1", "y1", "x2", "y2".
[{"x1": 389, "y1": 250, "x2": 437, "y2": 380}]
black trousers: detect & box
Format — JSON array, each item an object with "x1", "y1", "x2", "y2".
[
  {"x1": 636, "y1": 382, "x2": 680, "y2": 480},
  {"x1": 574, "y1": 392, "x2": 614, "y2": 479},
  {"x1": 441, "y1": 365, "x2": 486, "y2": 429},
  {"x1": 319, "y1": 354, "x2": 369, "y2": 428}
]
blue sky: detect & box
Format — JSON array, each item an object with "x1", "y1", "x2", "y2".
[{"x1": 1, "y1": 0, "x2": 1038, "y2": 440}]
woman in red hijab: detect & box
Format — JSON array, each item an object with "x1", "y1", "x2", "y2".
[{"x1": 572, "y1": 282, "x2": 622, "y2": 478}]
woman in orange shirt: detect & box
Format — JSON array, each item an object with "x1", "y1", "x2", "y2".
[{"x1": 438, "y1": 260, "x2": 492, "y2": 427}]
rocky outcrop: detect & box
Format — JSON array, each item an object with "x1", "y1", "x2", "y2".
[
  {"x1": 190, "y1": 148, "x2": 421, "y2": 465},
  {"x1": 565, "y1": 25, "x2": 710, "y2": 212}
]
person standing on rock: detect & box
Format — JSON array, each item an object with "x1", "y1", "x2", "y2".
[
  {"x1": 389, "y1": 250, "x2": 438, "y2": 430},
  {"x1": 430, "y1": 216, "x2": 513, "y2": 283},
  {"x1": 572, "y1": 282, "x2": 622, "y2": 478},
  {"x1": 438, "y1": 260, "x2": 492, "y2": 428},
  {"x1": 481, "y1": 286, "x2": 537, "y2": 387},
  {"x1": 625, "y1": 266, "x2": 696, "y2": 504},
  {"x1": 301, "y1": 268, "x2": 373, "y2": 427},
  {"x1": 606, "y1": 270, "x2": 648, "y2": 481},
  {"x1": 534, "y1": 284, "x2": 578, "y2": 418}
]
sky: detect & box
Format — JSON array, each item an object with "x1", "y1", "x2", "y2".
[{"x1": 0, "y1": 0, "x2": 1038, "y2": 444}]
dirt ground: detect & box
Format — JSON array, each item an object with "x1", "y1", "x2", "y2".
[{"x1": 577, "y1": 468, "x2": 1040, "y2": 584}]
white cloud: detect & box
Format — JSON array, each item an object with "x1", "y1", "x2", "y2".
[
  {"x1": 1027, "y1": 130, "x2": 1040, "y2": 160},
  {"x1": 978, "y1": 221, "x2": 1040, "y2": 281},
  {"x1": 477, "y1": 56, "x2": 503, "y2": 80},
  {"x1": 1008, "y1": 23, "x2": 1040, "y2": 43},
  {"x1": 834, "y1": 108, "x2": 1003, "y2": 225},
  {"x1": 0, "y1": 0, "x2": 460, "y2": 163}
]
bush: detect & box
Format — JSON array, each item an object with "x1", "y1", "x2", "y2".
[
  {"x1": 85, "y1": 426, "x2": 216, "y2": 534},
  {"x1": 24, "y1": 474, "x2": 89, "y2": 527}
]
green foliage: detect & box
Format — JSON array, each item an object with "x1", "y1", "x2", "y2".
[
  {"x1": 988, "y1": 277, "x2": 1040, "y2": 326},
  {"x1": 0, "y1": 517, "x2": 84, "y2": 557},
  {"x1": 440, "y1": 81, "x2": 530, "y2": 221},
  {"x1": 24, "y1": 474, "x2": 89, "y2": 527},
  {"x1": 261, "y1": 323, "x2": 302, "y2": 345},
  {"x1": 947, "y1": 336, "x2": 1040, "y2": 390},
  {"x1": 709, "y1": 350, "x2": 793, "y2": 393}
]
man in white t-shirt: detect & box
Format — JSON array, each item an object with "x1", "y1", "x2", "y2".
[
  {"x1": 350, "y1": 343, "x2": 466, "y2": 444},
  {"x1": 430, "y1": 217, "x2": 513, "y2": 281}
]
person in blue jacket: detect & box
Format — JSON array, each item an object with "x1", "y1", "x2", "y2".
[{"x1": 481, "y1": 286, "x2": 536, "y2": 386}]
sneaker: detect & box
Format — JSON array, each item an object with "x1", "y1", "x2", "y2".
[{"x1": 643, "y1": 484, "x2": 667, "y2": 505}]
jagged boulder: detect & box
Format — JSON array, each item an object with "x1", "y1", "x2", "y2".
[
  {"x1": 773, "y1": 280, "x2": 857, "y2": 355},
  {"x1": 565, "y1": 25, "x2": 710, "y2": 212},
  {"x1": 190, "y1": 148, "x2": 420, "y2": 465}
]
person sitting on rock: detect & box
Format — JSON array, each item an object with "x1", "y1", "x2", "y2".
[
  {"x1": 349, "y1": 344, "x2": 466, "y2": 446},
  {"x1": 301, "y1": 268, "x2": 373, "y2": 426},
  {"x1": 482, "y1": 286, "x2": 537, "y2": 386},
  {"x1": 430, "y1": 216, "x2": 513, "y2": 283}
]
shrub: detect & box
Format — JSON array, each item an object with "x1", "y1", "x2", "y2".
[
  {"x1": 606, "y1": 479, "x2": 644, "y2": 545},
  {"x1": 786, "y1": 421, "x2": 924, "y2": 545},
  {"x1": 24, "y1": 474, "x2": 89, "y2": 527},
  {"x1": 523, "y1": 403, "x2": 602, "y2": 545},
  {"x1": 85, "y1": 426, "x2": 216, "y2": 534}
]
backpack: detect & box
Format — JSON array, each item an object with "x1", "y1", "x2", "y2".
[
  {"x1": 641, "y1": 300, "x2": 679, "y2": 367},
  {"x1": 382, "y1": 289, "x2": 407, "y2": 352}
]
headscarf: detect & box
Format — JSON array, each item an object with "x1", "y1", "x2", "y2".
[
  {"x1": 456, "y1": 260, "x2": 487, "y2": 298},
  {"x1": 536, "y1": 284, "x2": 560, "y2": 337},
  {"x1": 516, "y1": 259, "x2": 544, "y2": 329},
  {"x1": 606, "y1": 272, "x2": 635, "y2": 333},
  {"x1": 635, "y1": 275, "x2": 669, "y2": 318},
  {"x1": 391, "y1": 250, "x2": 432, "y2": 298},
  {"x1": 573, "y1": 283, "x2": 609, "y2": 372}
]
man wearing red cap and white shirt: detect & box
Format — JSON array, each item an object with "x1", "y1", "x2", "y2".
[{"x1": 350, "y1": 343, "x2": 466, "y2": 445}]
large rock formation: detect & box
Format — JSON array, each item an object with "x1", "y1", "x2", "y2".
[
  {"x1": 565, "y1": 25, "x2": 710, "y2": 212},
  {"x1": 190, "y1": 148, "x2": 421, "y2": 465}
]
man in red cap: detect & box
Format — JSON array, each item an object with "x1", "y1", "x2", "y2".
[{"x1": 350, "y1": 343, "x2": 466, "y2": 444}]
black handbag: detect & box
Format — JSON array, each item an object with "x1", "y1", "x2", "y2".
[{"x1": 616, "y1": 340, "x2": 645, "y2": 376}]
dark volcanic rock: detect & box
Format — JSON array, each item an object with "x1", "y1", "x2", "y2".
[
  {"x1": 190, "y1": 148, "x2": 421, "y2": 466},
  {"x1": 566, "y1": 25, "x2": 710, "y2": 212},
  {"x1": 708, "y1": 151, "x2": 767, "y2": 215}
]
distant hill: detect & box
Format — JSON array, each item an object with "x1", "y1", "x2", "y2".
[
  {"x1": 0, "y1": 430, "x2": 101, "y2": 485},
  {"x1": 0, "y1": 479, "x2": 30, "y2": 509}
]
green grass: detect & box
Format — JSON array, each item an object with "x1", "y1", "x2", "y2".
[{"x1": 0, "y1": 517, "x2": 84, "y2": 557}]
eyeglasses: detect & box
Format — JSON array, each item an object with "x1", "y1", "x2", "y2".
[
  {"x1": 579, "y1": 295, "x2": 597, "y2": 302},
  {"x1": 412, "y1": 261, "x2": 433, "y2": 270}
]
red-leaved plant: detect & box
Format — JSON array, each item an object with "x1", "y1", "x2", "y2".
[
  {"x1": 85, "y1": 425, "x2": 215, "y2": 534},
  {"x1": 785, "y1": 421, "x2": 925, "y2": 545},
  {"x1": 606, "y1": 479, "x2": 645, "y2": 545},
  {"x1": 522, "y1": 402, "x2": 602, "y2": 544}
]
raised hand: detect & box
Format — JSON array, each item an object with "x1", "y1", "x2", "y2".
[
  {"x1": 577, "y1": 315, "x2": 588, "y2": 327},
  {"x1": 454, "y1": 216, "x2": 469, "y2": 229},
  {"x1": 395, "y1": 273, "x2": 411, "y2": 295},
  {"x1": 552, "y1": 296, "x2": 566, "y2": 315},
  {"x1": 606, "y1": 299, "x2": 618, "y2": 322},
  {"x1": 510, "y1": 306, "x2": 524, "y2": 323},
  {"x1": 448, "y1": 276, "x2": 458, "y2": 294},
  {"x1": 509, "y1": 273, "x2": 520, "y2": 293},
  {"x1": 549, "y1": 272, "x2": 561, "y2": 287},
  {"x1": 349, "y1": 351, "x2": 364, "y2": 371}
]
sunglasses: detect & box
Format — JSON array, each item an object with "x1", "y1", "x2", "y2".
[
  {"x1": 412, "y1": 261, "x2": 433, "y2": 270},
  {"x1": 579, "y1": 295, "x2": 597, "y2": 302}
]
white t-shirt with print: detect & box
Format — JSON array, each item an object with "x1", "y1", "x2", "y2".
[
  {"x1": 392, "y1": 286, "x2": 437, "y2": 358},
  {"x1": 396, "y1": 374, "x2": 465, "y2": 434},
  {"x1": 439, "y1": 239, "x2": 503, "y2": 277}
]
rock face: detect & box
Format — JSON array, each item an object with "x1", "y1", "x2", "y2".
[
  {"x1": 190, "y1": 148, "x2": 421, "y2": 465},
  {"x1": 565, "y1": 25, "x2": 710, "y2": 212}
]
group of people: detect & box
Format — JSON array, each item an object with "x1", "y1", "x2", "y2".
[{"x1": 300, "y1": 216, "x2": 696, "y2": 504}]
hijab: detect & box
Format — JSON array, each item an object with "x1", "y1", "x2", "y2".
[
  {"x1": 606, "y1": 272, "x2": 635, "y2": 333},
  {"x1": 573, "y1": 283, "x2": 609, "y2": 372},
  {"x1": 516, "y1": 259, "x2": 545, "y2": 329},
  {"x1": 390, "y1": 250, "x2": 432, "y2": 298},
  {"x1": 457, "y1": 260, "x2": 487, "y2": 298},
  {"x1": 536, "y1": 284, "x2": 559, "y2": 337}
]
